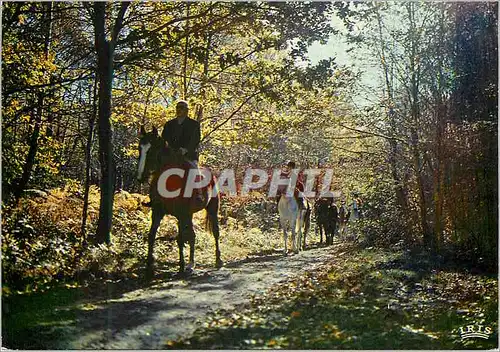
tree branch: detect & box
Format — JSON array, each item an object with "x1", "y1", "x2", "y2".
[
  {"x1": 111, "y1": 2, "x2": 130, "y2": 45},
  {"x1": 115, "y1": 4, "x2": 217, "y2": 46},
  {"x1": 338, "y1": 123, "x2": 409, "y2": 145},
  {"x1": 115, "y1": 11, "x2": 234, "y2": 69},
  {"x1": 200, "y1": 90, "x2": 262, "y2": 143},
  {"x1": 4, "y1": 72, "x2": 94, "y2": 96}
]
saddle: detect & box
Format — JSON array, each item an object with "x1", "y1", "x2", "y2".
[
  {"x1": 277, "y1": 187, "x2": 306, "y2": 209},
  {"x1": 142, "y1": 161, "x2": 209, "y2": 207}
]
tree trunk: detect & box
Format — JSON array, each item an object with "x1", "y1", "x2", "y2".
[
  {"x1": 95, "y1": 45, "x2": 115, "y2": 244},
  {"x1": 14, "y1": 110, "x2": 42, "y2": 203},
  {"x1": 407, "y1": 3, "x2": 432, "y2": 250},
  {"x1": 92, "y1": 2, "x2": 129, "y2": 244},
  {"x1": 375, "y1": 6, "x2": 408, "y2": 213},
  {"x1": 388, "y1": 139, "x2": 408, "y2": 210},
  {"x1": 433, "y1": 107, "x2": 444, "y2": 251},
  {"x1": 196, "y1": 32, "x2": 212, "y2": 122},
  {"x1": 81, "y1": 78, "x2": 98, "y2": 243},
  {"x1": 94, "y1": 3, "x2": 115, "y2": 244},
  {"x1": 182, "y1": 3, "x2": 191, "y2": 99},
  {"x1": 13, "y1": 2, "x2": 53, "y2": 203},
  {"x1": 432, "y1": 6, "x2": 447, "y2": 251},
  {"x1": 411, "y1": 129, "x2": 431, "y2": 248}
]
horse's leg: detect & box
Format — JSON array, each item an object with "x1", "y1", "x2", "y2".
[
  {"x1": 188, "y1": 238, "x2": 195, "y2": 271},
  {"x1": 177, "y1": 220, "x2": 186, "y2": 273},
  {"x1": 297, "y1": 210, "x2": 304, "y2": 252},
  {"x1": 331, "y1": 221, "x2": 337, "y2": 244},
  {"x1": 146, "y1": 208, "x2": 163, "y2": 280},
  {"x1": 185, "y1": 217, "x2": 196, "y2": 271},
  {"x1": 302, "y1": 217, "x2": 307, "y2": 250},
  {"x1": 206, "y1": 196, "x2": 223, "y2": 268},
  {"x1": 297, "y1": 227, "x2": 304, "y2": 253},
  {"x1": 282, "y1": 223, "x2": 288, "y2": 256},
  {"x1": 292, "y1": 216, "x2": 298, "y2": 254},
  {"x1": 314, "y1": 214, "x2": 319, "y2": 242},
  {"x1": 319, "y1": 224, "x2": 323, "y2": 244},
  {"x1": 213, "y1": 225, "x2": 223, "y2": 268}
]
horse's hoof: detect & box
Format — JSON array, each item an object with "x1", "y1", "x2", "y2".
[
  {"x1": 186, "y1": 262, "x2": 196, "y2": 271},
  {"x1": 283, "y1": 251, "x2": 288, "y2": 257},
  {"x1": 215, "y1": 259, "x2": 224, "y2": 268}
]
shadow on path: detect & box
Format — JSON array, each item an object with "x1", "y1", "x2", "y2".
[{"x1": 3, "y1": 243, "x2": 341, "y2": 349}]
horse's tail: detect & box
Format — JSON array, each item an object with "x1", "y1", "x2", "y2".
[
  {"x1": 304, "y1": 202, "x2": 311, "y2": 235},
  {"x1": 204, "y1": 176, "x2": 220, "y2": 236}
]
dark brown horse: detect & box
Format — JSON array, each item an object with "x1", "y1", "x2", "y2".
[
  {"x1": 137, "y1": 126, "x2": 222, "y2": 277},
  {"x1": 314, "y1": 197, "x2": 338, "y2": 245}
]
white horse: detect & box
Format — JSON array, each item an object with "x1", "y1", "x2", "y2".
[
  {"x1": 278, "y1": 194, "x2": 310, "y2": 255},
  {"x1": 337, "y1": 203, "x2": 348, "y2": 239}
]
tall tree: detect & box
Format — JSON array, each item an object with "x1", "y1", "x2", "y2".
[{"x1": 91, "y1": 2, "x2": 129, "y2": 244}]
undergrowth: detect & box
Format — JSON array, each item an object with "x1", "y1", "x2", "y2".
[{"x1": 1, "y1": 185, "x2": 282, "y2": 296}]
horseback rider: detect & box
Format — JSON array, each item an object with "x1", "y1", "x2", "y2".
[
  {"x1": 162, "y1": 100, "x2": 200, "y2": 168},
  {"x1": 161, "y1": 100, "x2": 204, "y2": 203},
  {"x1": 143, "y1": 100, "x2": 202, "y2": 207},
  {"x1": 351, "y1": 192, "x2": 363, "y2": 219},
  {"x1": 277, "y1": 160, "x2": 305, "y2": 209}
]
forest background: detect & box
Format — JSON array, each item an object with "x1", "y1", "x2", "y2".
[{"x1": 1, "y1": 1, "x2": 497, "y2": 300}]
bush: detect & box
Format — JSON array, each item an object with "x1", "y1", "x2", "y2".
[{"x1": 1, "y1": 187, "x2": 284, "y2": 295}]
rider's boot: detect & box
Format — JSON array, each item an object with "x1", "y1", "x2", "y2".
[{"x1": 296, "y1": 195, "x2": 305, "y2": 210}]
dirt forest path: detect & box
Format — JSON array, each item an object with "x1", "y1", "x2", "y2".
[
  {"x1": 48, "y1": 243, "x2": 341, "y2": 349},
  {"x1": 5, "y1": 237, "x2": 497, "y2": 350}
]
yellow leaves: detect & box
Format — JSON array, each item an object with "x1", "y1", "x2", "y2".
[
  {"x1": 165, "y1": 340, "x2": 176, "y2": 347},
  {"x1": 112, "y1": 100, "x2": 167, "y2": 128},
  {"x1": 3, "y1": 34, "x2": 59, "y2": 89},
  {"x1": 223, "y1": 138, "x2": 235, "y2": 148},
  {"x1": 323, "y1": 324, "x2": 344, "y2": 339},
  {"x1": 2, "y1": 286, "x2": 12, "y2": 296},
  {"x1": 46, "y1": 59, "x2": 58, "y2": 73},
  {"x1": 267, "y1": 339, "x2": 278, "y2": 347},
  {"x1": 4, "y1": 99, "x2": 24, "y2": 118},
  {"x1": 114, "y1": 191, "x2": 142, "y2": 212},
  {"x1": 80, "y1": 303, "x2": 99, "y2": 311},
  {"x1": 124, "y1": 147, "x2": 139, "y2": 158}
]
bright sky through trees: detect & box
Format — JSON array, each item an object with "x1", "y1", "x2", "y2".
[{"x1": 307, "y1": 13, "x2": 378, "y2": 107}]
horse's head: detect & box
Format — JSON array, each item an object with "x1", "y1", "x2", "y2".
[
  {"x1": 137, "y1": 125, "x2": 164, "y2": 183},
  {"x1": 137, "y1": 125, "x2": 188, "y2": 183}
]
